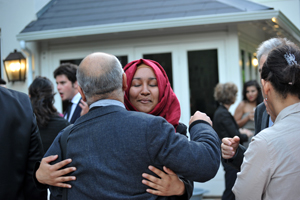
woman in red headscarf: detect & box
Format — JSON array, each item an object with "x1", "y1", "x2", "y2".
[{"x1": 124, "y1": 59, "x2": 192, "y2": 199}]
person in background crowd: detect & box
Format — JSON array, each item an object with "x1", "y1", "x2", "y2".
[
  {"x1": 213, "y1": 82, "x2": 253, "y2": 200},
  {"x1": 0, "y1": 86, "x2": 47, "y2": 199},
  {"x1": 233, "y1": 42, "x2": 300, "y2": 200},
  {"x1": 29, "y1": 76, "x2": 70, "y2": 153},
  {"x1": 234, "y1": 80, "x2": 263, "y2": 147},
  {"x1": 123, "y1": 58, "x2": 192, "y2": 199},
  {"x1": 53, "y1": 63, "x2": 88, "y2": 123},
  {"x1": 221, "y1": 38, "x2": 294, "y2": 171}
]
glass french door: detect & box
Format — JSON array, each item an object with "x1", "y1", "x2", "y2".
[{"x1": 134, "y1": 42, "x2": 222, "y2": 124}]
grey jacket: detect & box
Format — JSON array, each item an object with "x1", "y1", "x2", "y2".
[{"x1": 46, "y1": 105, "x2": 221, "y2": 200}]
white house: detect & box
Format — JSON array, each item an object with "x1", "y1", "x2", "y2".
[{"x1": 1, "y1": 0, "x2": 300, "y2": 198}]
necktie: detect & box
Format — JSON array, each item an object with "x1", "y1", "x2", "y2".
[{"x1": 66, "y1": 102, "x2": 73, "y2": 121}]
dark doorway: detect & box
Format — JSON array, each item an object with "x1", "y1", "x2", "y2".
[
  {"x1": 143, "y1": 53, "x2": 173, "y2": 88},
  {"x1": 188, "y1": 49, "x2": 219, "y2": 119}
]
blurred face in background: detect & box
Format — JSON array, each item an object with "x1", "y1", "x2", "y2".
[
  {"x1": 246, "y1": 86, "x2": 258, "y2": 103},
  {"x1": 129, "y1": 64, "x2": 159, "y2": 113},
  {"x1": 55, "y1": 74, "x2": 78, "y2": 101}
]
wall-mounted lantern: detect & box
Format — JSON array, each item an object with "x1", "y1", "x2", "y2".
[{"x1": 3, "y1": 49, "x2": 26, "y2": 82}]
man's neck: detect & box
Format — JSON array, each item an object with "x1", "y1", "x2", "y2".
[
  {"x1": 89, "y1": 99, "x2": 125, "y2": 109},
  {"x1": 87, "y1": 90, "x2": 124, "y2": 105}
]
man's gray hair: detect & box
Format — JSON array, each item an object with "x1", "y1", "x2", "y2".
[
  {"x1": 257, "y1": 38, "x2": 291, "y2": 64},
  {"x1": 77, "y1": 57, "x2": 123, "y2": 101}
]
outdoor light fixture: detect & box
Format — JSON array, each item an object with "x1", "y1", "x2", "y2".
[
  {"x1": 3, "y1": 49, "x2": 26, "y2": 82},
  {"x1": 252, "y1": 57, "x2": 258, "y2": 67}
]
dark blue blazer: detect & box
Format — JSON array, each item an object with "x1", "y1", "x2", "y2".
[
  {"x1": 0, "y1": 87, "x2": 47, "y2": 199},
  {"x1": 46, "y1": 105, "x2": 221, "y2": 200},
  {"x1": 70, "y1": 102, "x2": 81, "y2": 124},
  {"x1": 64, "y1": 100, "x2": 82, "y2": 124},
  {"x1": 254, "y1": 102, "x2": 269, "y2": 134}
]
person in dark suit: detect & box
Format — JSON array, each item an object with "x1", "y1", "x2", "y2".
[
  {"x1": 221, "y1": 37, "x2": 294, "y2": 170},
  {"x1": 53, "y1": 63, "x2": 88, "y2": 124},
  {"x1": 213, "y1": 82, "x2": 252, "y2": 200},
  {"x1": 35, "y1": 52, "x2": 221, "y2": 200},
  {"x1": 0, "y1": 86, "x2": 47, "y2": 199},
  {"x1": 29, "y1": 76, "x2": 70, "y2": 153}
]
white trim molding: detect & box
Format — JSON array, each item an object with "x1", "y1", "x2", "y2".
[{"x1": 17, "y1": 10, "x2": 300, "y2": 42}]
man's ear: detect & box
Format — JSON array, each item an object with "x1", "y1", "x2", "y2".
[
  {"x1": 73, "y1": 80, "x2": 78, "y2": 89},
  {"x1": 122, "y1": 73, "x2": 128, "y2": 92},
  {"x1": 78, "y1": 86, "x2": 87, "y2": 102},
  {"x1": 261, "y1": 79, "x2": 271, "y2": 97}
]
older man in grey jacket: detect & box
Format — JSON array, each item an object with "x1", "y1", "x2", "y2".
[{"x1": 36, "y1": 52, "x2": 221, "y2": 200}]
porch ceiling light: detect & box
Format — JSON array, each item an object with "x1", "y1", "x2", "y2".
[
  {"x1": 3, "y1": 49, "x2": 26, "y2": 82},
  {"x1": 252, "y1": 57, "x2": 258, "y2": 67}
]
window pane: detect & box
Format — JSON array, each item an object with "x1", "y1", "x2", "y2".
[
  {"x1": 248, "y1": 52, "x2": 252, "y2": 80},
  {"x1": 188, "y1": 49, "x2": 219, "y2": 119},
  {"x1": 117, "y1": 56, "x2": 128, "y2": 68},
  {"x1": 59, "y1": 56, "x2": 127, "y2": 111},
  {"x1": 60, "y1": 59, "x2": 83, "y2": 65},
  {"x1": 61, "y1": 55, "x2": 128, "y2": 68},
  {"x1": 143, "y1": 53, "x2": 173, "y2": 88},
  {"x1": 241, "y1": 50, "x2": 245, "y2": 83}
]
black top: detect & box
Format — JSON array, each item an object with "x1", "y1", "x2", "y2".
[
  {"x1": 213, "y1": 105, "x2": 248, "y2": 144},
  {"x1": 39, "y1": 114, "x2": 70, "y2": 153}
]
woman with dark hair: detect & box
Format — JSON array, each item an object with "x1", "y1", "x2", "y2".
[
  {"x1": 213, "y1": 82, "x2": 252, "y2": 200},
  {"x1": 233, "y1": 43, "x2": 300, "y2": 199},
  {"x1": 29, "y1": 76, "x2": 70, "y2": 153},
  {"x1": 234, "y1": 80, "x2": 263, "y2": 147},
  {"x1": 234, "y1": 80, "x2": 263, "y2": 132},
  {"x1": 123, "y1": 59, "x2": 193, "y2": 199}
]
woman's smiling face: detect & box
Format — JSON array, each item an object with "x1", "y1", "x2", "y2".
[
  {"x1": 246, "y1": 85, "x2": 258, "y2": 102},
  {"x1": 129, "y1": 64, "x2": 159, "y2": 113}
]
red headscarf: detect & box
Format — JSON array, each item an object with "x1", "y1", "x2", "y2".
[{"x1": 124, "y1": 59, "x2": 181, "y2": 129}]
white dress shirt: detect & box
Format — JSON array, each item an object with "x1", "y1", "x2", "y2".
[{"x1": 65, "y1": 92, "x2": 81, "y2": 122}]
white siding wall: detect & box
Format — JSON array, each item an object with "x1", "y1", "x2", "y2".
[{"x1": 0, "y1": 0, "x2": 49, "y2": 92}]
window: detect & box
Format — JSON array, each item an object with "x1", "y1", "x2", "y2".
[
  {"x1": 59, "y1": 55, "x2": 128, "y2": 112},
  {"x1": 143, "y1": 53, "x2": 173, "y2": 88},
  {"x1": 188, "y1": 49, "x2": 219, "y2": 119}
]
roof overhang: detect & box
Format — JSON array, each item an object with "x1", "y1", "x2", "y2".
[{"x1": 16, "y1": 10, "x2": 300, "y2": 43}]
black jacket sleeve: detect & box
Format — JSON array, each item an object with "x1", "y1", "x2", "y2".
[
  {"x1": 218, "y1": 111, "x2": 248, "y2": 143},
  {"x1": 225, "y1": 144, "x2": 247, "y2": 171}
]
